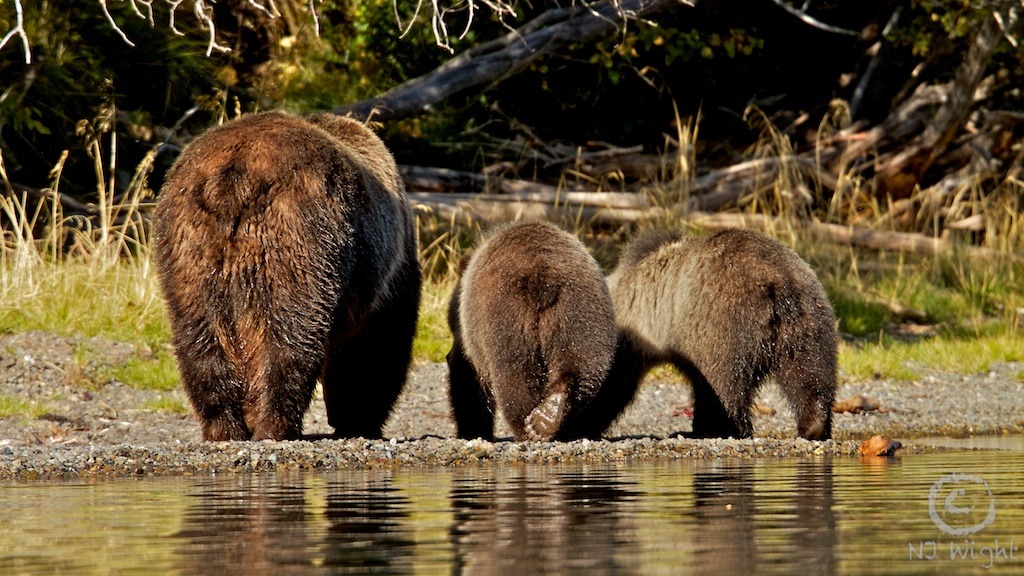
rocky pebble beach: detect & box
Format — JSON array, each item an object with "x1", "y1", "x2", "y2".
[{"x1": 1, "y1": 331, "x2": 1022, "y2": 480}]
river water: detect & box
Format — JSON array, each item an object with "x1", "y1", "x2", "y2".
[{"x1": 2, "y1": 443, "x2": 1022, "y2": 575}]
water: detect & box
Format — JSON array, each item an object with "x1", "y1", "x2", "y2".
[{"x1": 2, "y1": 448, "x2": 1023, "y2": 575}]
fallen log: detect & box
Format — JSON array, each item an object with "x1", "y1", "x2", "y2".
[
  {"x1": 687, "y1": 211, "x2": 1003, "y2": 259},
  {"x1": 402, "y1": 153, "x2": 842, "y2": 213},
  {"x1": 408, "y1": 190, "x2": 1006, "y2": 259},
  {"x1": 409, "y1": 191, "x2": 654, "y2": 226},
  {"x1": 856, "y1": 3, "x2": 1020, "y2": 199}
]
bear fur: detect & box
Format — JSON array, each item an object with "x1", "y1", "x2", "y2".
[
  {"x1": 446, "y1": 221, "x2": 618, "y2": 441},
  {"x1": 153, "y1": 111, "x2": 421, "y2": 441},
  {"x1": 606, "y1": 227, "x2": 837, "y2": 440}
]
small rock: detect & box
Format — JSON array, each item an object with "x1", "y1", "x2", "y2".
[
  {"x1": 833, "y1": 395, "x2": 884, "y2": 414},
  {"x1": 859, "y1": 435, "x2": 902, "y2": 457}
]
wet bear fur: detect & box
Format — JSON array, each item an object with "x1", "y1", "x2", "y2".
[
  {"x1": 606, "y1": 227, "x2": 837, "y2": 440},
  {"x1": 153, "y1": 111, "x2": 421, "y2": 441},
  {"x1": 446, "y1": 221, "x2": 618, "y2": 441}
]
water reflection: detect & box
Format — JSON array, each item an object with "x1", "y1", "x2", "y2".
[
  {"x1": 3, "y1": 448, "x2": 1024, "y2": 575},
  {"x1": 323, "y1": 478, "x2": 414, "y2": 573},
  {"x1": 174, "y1": 473, "x2": 416, "y2": 575},
  {"x1": 687, "y1": 459, "x2": 837, "y2": 575},
  {"x1": 449, "y1": 468, "x2": 638, "y2": 575},
  {"x1": 692, "y1": 460, "x2": 758, "y2": 574},
  {"x1": 790, "y1": 460, "x2": 838, "y2": 576},
  {"x1": 175, "y1": 475, "x2": 321, "y2": 574}
]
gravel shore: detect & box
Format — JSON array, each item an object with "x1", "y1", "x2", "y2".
[{"x1": 1, "y1": 331, "x2": 1022, "y2": 480}]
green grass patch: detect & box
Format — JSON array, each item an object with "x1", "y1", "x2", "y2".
[
  {"x1": 0, "y1": 188, "x2": 1020, "y2": 387},
  {"x1": 142, "y1": 395, "x2": 190, "y2": 415},
  {"x1": 828, "y1": 289, "x2": 891, "y2": 337},
  {"x1": 800, "y1": 231, "x2": 1024, "y2": 381},
  {"x1": 413, "y1": 278, "x2": 458, "y2": 364},
  {"x1": 840, "y1": 330, "x2": 1024, "y2": 382},
  {"x1": 0, "y1": 394, "x2": 49, "y2": 419},
  {"x1": 106, "y1": 350, "x2": 181, "y2": 392},
  {"x1": 0, "y1": 259, "x2": 169, "y2": 346}
]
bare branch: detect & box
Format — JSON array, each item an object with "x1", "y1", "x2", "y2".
[
  {"x1": 849, "y1": 5, "x2": 902, "y2": 118},
  {"x1": 336, "y1": 0, "x2": 696, "y2": 122},
  {"x1": 166, "y1": 0, "x2": 187, "y2": 36},
  {"x1": 992, "y1": 1, "x2": 1023, "y2": 48},
  {"x1": 99, "y1": 0, "x2": 138, "y2": 47},
  {"x1": 6, "y1": 0, "x2": 508, "y2": 64},
  {"x1": 128, "y1": 0, "x2": 155, "y2": 24},
  {"x1": 308, "y1": 0, "x2": 322, "y2": 36},
  {"x1": 767, "y1": 0, "x2": 858, "y2": 36},
  {"x1": 0, "y1": 0, "x2": 32, "y2": 64},
  {"x1": 414, "y1": 0, "x2": 521, "y2": 52},
  {"x1": 396, "y1": 0, "x2": 425, "y2": 40}
]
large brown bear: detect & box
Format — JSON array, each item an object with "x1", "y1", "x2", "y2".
[
  {"x1": 153, "y1": 111, "x2": 421, "y2": 441},
  {"x1": 606, "y1": 227, "x2": 837, "y2": 440},
  {"x1": 447, "y1": 221, "x2": 618, "y2": 441}
]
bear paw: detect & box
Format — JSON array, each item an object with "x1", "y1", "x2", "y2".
[{"x1": 524, "y1": 391, "x2": 567, "y2": 441}]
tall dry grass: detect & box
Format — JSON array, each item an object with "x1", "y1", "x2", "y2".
[
  {"x1": 1, "y1": 106, "x2": 1021, "y2": 378},
  {"x1": 0, "y1": 119, "x2": 166, "y2": 344},
  {"x1": 708, "y1": 106, "x2": 1023, "y2": 380}
]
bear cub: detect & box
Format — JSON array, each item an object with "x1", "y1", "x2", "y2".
[
  {"x1": 607, "y1": 227, "x2": 838, "y2": 440},
  {"x1": 447, "y1": 221, "x2": 618, "y2": 441}
]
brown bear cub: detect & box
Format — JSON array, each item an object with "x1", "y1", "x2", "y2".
[
  {"x1": 447, "y1": 221, "x2": 618, "y2": 441},
  {"x1": 154, "y1": 111, "x2": 421, "y2": 441},
  {"x1": 607, "y1": 227, "x2": 837, "y2": 440}
]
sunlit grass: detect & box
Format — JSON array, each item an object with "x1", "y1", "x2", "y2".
[
  {"x1": 413, "y1": 278, "x2": 457, "y2": 364},
  {"x1": 142, "y1": 395, "x2": 190, "y2": 415},
  {"x1": 1, "y1": 215, "x2": 1019, "y2": 385},
  {"x1": 0, "y1": 260, "x2": 167, "y2": 345},
  {"x1": 105, "y1": 350, "x2": 180, "y2": 392},
  {"x1": 788, "y1": 213, "x2": 1023, "y2": 381},
  {"x1": 841, "y1": 331, "x2": 1024, "y2": 382},
  {"x1": 0, "y1": 394, "x2": 50, "y2": 419},
  {"x1": 1, "y1": 109, "x2": 1022, "y2": 395}
]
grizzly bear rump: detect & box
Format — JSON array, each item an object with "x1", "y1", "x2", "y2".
[
  {"x1": 607, "y1": 228, "x2": 837, "y2": 440},
  {"x1": 153, "y1": 111, "x2": 420, "y2": 441},
  {"x1": 447, "y1": 221, "x2": 618, "y2": 441}
]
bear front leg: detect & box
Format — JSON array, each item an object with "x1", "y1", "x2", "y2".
[
  {"x1": 174, "y1": 328, "x2": 251, "y2": 441},
  {"x1": 690, "y1": 375, "x2": 752, "y2": 439},
  {"x1": 447, "y1": 342, "x2": 496, "y2": 440},
  {"x1": 323, "y1": 277, "x2": 419, "y2": 439}
]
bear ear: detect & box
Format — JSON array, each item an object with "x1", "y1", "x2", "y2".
[{"x1": 619, "y1": 227, "x2": 685, "y2": 268}]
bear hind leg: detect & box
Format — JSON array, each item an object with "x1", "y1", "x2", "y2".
[
  {"x1": 775, "y1": 354, "x2": 835, "y2": 440},
  {"x1": 323, "y1": 337, "x2": 408, "y2": 439},
  {"x1": 247, "y1": 345, "x2": 321, "y2": 440},
  {"x1": 557, "y1": 336, "x2": 648, "y2": 441},
  {"x1": 523, "y1": 376, "x2": 569, "y2": 442},
  {"x1": 175, "y1": 334, "x2": 250, "y2": 441}
]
